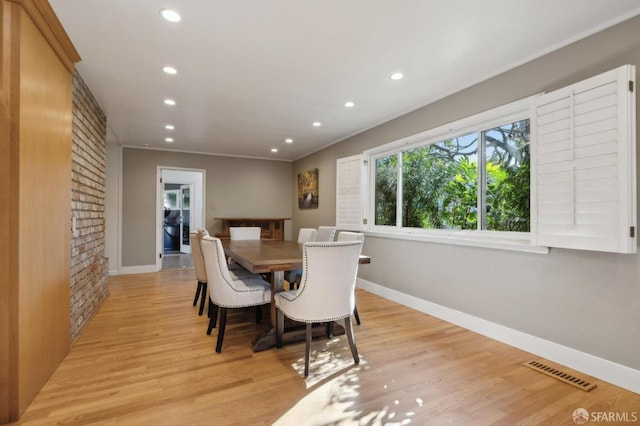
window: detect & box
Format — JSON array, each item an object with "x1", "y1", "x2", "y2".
[
  {"x1": 374, "y1": 154, "x2": 397, "y2": 226},
  {"x1": 337, "y1": 64, "x2": 636, "y2": 253},
  {"x1": 374, "y1": 120, "x2": 529, "y2": 232},
  {"x1": 369, "y1": 98, "x2": 533, "y2": 243}
]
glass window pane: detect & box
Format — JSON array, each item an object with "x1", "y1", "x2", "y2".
[
  {"x1": 164, "y1": 192, "x2": 178, "y2": 209},
  {"x1": 402, "y1": 133, "x2": 478, "y2": 230},
  {"x1": 374, "y1": 155, "x2": 397, "y2": 226},
  {"x1": 483, "y1": 119, "x2": 530, "y2": 232}
]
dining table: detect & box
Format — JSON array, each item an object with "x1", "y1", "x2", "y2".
[{"x1": 221, "y1": 238, "x2": 371, "y2": 351}]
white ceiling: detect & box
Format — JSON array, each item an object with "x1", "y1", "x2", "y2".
[{"x1": 49, "y1": 0, "x2": 640, "y2": 161}]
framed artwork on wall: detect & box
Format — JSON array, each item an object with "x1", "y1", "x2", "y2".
[{"x1": 298, "y1": 168, "x2": 319, "y2": 209}]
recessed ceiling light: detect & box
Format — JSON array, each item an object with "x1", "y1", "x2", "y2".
[
  {"x1": 165, "y1": 137, "x2": 174, "y2": 143},
  {"x1": 164, "y1": 99, "x2": 176, "y2": 106},
  {"x1": 312, "y1": 121, "x2": 322, "y2": 127},
  {"x1": 285, "y1": 138, "x2": 293, "y2": 143},
  {"x1": 271, "y1": 148, "x2": 278, "y2": 153},
  {"x1": 160, "y1": 9, "x2": 181, "y2": 23},
  {"x1": 165, "y1": 124, "x2": 175, "y2": 130},
  {"x1": 162, "y1": 66, "x2": 177, "y2": 75},
  {"x1": 390, "y1": 72, "x2": 404, "y2": 80},
  {"x1": 344, "y1": 101, "x2": 355, "y2": 108}
]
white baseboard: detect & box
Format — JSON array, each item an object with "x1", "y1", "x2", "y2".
[
  {"x1": 357, "y1": 278, "x2": 640, "y2": 395},
  {"x1": 110, "y1": 264, "x2": 158, "y2": 275}
]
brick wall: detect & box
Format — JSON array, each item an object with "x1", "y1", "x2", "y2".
[{"x1": 70, "y1": 71, "x2": 109, "y2": 342}]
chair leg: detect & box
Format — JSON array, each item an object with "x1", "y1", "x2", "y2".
[
  {"x1": 304, "y1": 323, "x2": 312, "y2": 377},
  {"x1": 215, "y1": 307, "x2": 227, "y2": 353},
  {"x1": 353, "y1": 305, "x2": 361, "y2": 325},
  {"x1": 276, "y1": 309, "x2": 284, "y2": 349},
  {"x1": 206, "y1": 306, "x2": 215, "y2": 335},
  {"x1": 343, "y1": 317, "x2": 360, "y2": 365},
  {"x1": 198, "y1": 282, "x2": 207, "y2": 316},
  {"x1": 292, "y1": 275, "x2": 300, "y2": 290},
  {"x1": 193, "y1": 281, "x2": 203, "y2": 306},
  {"x1": 207, "y1": 298, "x2": 219, "y2": 335}
]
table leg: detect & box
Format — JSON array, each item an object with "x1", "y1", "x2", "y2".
[
  {"x1": 251, "y1": 270, "x2": 344, "y2": 352},
  {"x1": 270, "y1": 270, "x2": 284, "y2": 327}
]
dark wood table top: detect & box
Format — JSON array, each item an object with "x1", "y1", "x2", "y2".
[
  {"x1": 221, "y1": 239, "x2": 304, "y2": 274},
  {"x1": 221, "y1": 239, "x2": 370, "y2": 274}
]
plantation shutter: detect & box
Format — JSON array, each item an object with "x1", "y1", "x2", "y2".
[
  {"x1": 336, "y1": 155, "x2": 364, "y2": 231},
  {"x1": 531, "y1": 64, "x2": 636, "y2": 253}
]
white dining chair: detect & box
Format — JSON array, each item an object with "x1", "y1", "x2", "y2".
[
  {"x1": 315, "y1": 226, "x2": 336, "y2": 242},
  {"x1": 229, "y1": 226, "x2": 261, "y2": 240},
  {"x1": 336, "y1": 231, "x2": 365, "y2": 325},
  {"x1": 275, "y1": 240, "x2": 363, "y2": 377},
  {"x1": 284, "y1": 228, "x2": 317, "y2": 289},
  {"x1": 189, "y1": 230, "x2": 208, "y2": 316},
  {"x1": 200, "y1": 235, "x2": 271, "y2": 353},
  {"x1": 192, "y1": 228, "x2": 261, "y2": 321}
]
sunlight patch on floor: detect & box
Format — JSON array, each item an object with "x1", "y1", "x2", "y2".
[{"x1": 274, "y1": 339, "x2": 418, "y2": 425}]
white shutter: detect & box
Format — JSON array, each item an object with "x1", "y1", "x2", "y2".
[
  {"x1": 531, "y1": 64, "x2": 636, "y2": 253},
  {"x1": 336, "y1": 155, "x2": 363, "y2": 231}
]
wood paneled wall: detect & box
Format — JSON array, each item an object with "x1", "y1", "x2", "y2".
[
  {"x1": 0, "y1": 2, "x2": 15, "y2": 422},
  {"x1": 0, "y1": 1, "x2": 79, "y2": 422}
]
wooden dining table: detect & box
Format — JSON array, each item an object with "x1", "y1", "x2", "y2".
[{"x1": 221, "y1": 238, "x2": 370, "y2": 351}]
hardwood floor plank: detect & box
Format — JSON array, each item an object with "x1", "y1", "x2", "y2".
[{"x1": 9, "y1": 269, "x2": 640, "y2": 425}]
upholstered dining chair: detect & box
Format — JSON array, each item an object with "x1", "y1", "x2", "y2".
[
  {"x1": 192, "y1": 228, "x2": 260, "y2": 320},
  {"x1": 284, "y1": 228, "x2": 317, "y2": 290},
  {"x1": 275, "y1": 240, "x2": 363, "y2": 377},
  {"x1": 229, "y1": 226, "x2": 261, "y2": 240},
  {"x1": 189, "y1": 231, "x2": 208, "y2": 316},
  {"x1": 336, "y1": 231, "x2": 365, "y2": 325},
  {"x1": 200, "y1": 235, "x2": 271, "y2": 353},
  {"x1": 315, "y1": 226, "x2": 336, "y2": 242}
]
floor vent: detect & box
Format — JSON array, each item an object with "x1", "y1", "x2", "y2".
[{"x1": 524, "y1": 360, "x2": 597, "y2": 392}]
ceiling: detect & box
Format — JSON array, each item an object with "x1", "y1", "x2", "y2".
[{"x1": 49, "y1": 1, "x2": 640, "y2": 162}]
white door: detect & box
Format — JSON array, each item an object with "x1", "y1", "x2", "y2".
[{"x1": 179, "y1": 184, "x2": 193, "y2": 254}]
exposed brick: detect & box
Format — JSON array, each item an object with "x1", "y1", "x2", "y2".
[{"x1": 70, "y1": 71, "x2": 109, "y2": 342}]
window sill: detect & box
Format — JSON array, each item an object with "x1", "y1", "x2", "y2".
[{"x1": 364, "y1": 229, "x2": 550, "y2": 254}]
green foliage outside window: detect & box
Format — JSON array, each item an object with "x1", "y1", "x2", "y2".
[
  {"x1": 375, "y1": 155, "x2": 397, "y2": 225},
  {"x1": 374, "y1": 120, "x2": 530, "y2": 232}
]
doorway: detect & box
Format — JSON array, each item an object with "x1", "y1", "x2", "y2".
[
  {"x1": 157, "y1": 168, "x2": 205, "y2": 270},
  {"x1": 162, "y1": 184, "x2": 192, "y2": 254}
]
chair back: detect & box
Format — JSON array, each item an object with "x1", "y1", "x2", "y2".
[
  {"x1": 288, "y1": 241, "x2": 363, "y2": 322},
  {"x1": 229, "y1": 226, "x2": 261, "y2": 240},
  {"x1": 297, "y1": 228, "x2": 317, "y2": 243},
  {"x1": 190, "y1": 229, "x2": 208, "y2": 282},
  {"x1": 337, "y1": 231, "x2": 364, "y2": 242},
  {"x1": 200, "y1": 235, "x2": 269, "y2": 307},
  {"x1": 315, "y1": 226, "x2": 336, "y2": 242}
]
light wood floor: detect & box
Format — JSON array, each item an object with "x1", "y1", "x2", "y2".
[{"x1": 11, "y1": 269, "x2": 640, "y2": 425}]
